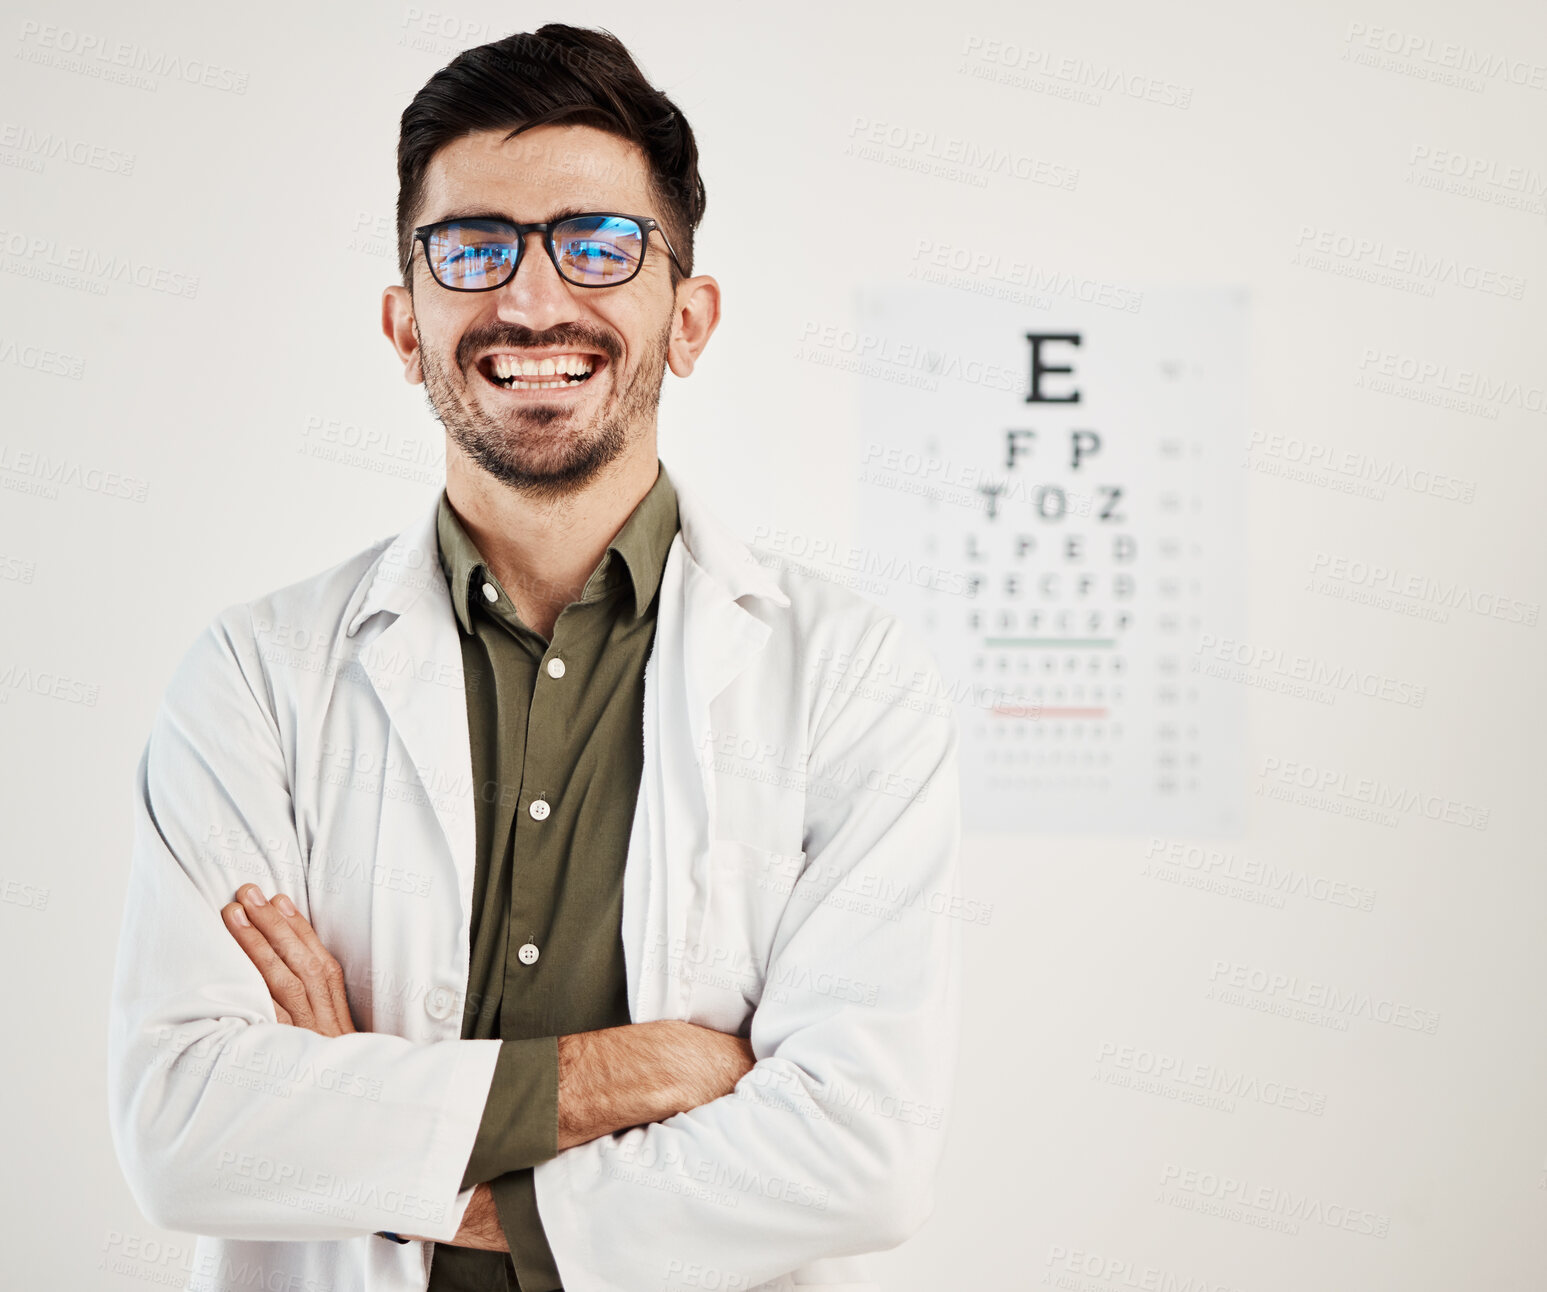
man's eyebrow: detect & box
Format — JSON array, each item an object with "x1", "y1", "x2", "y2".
[{"x1": 423, "y1": 204, "x2": 602, "y2": 225}]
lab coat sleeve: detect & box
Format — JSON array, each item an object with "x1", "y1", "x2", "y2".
[
  {"x1": 106, "y1": 605, "x2": 502, "y2": 1241},
  {"x1": 534, "y1": 613, "x2": 963, "y2": 1291}
]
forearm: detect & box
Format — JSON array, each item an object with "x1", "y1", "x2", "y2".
[
  {"x1": 557, "y1": 1019, "x2": 752, "y2": 1150},
  {"x1": 458, "y1": 1020, "x2": 753, "y2": 1189}
]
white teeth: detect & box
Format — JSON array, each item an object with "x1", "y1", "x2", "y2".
[{"x1": 488, "y1": 353, "x2": 596, "y2": 381}]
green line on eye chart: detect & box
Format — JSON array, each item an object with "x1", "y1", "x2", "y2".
[{"x1": 983, "y1": 638, "x2": 1117, "y2": 648}]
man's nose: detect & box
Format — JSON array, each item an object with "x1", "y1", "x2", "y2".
[{"x1": 493, "y1": 230, "x2": 577, "y2": 323}]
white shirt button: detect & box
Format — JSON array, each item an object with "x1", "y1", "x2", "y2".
[
  {"x1": 424, "y1": 986, "x2": 459, "y2": 1021},
  {"x1": 546, "y1": 657, "x2": 566, "y2": 679},
  {"x1": 481, "y1": 582, "x2": 498, "y2": 603},
  {"x1": 517, "y1": 942, "x2": 540, "y2": 966},
  {"x1": 528, "y1": 798, "x2": 550, "y2": 821}
]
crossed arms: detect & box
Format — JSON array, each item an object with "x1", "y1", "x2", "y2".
[
  {"x1": 107, "y1": 606, "x2": 960, "y2": 1284},
  {"x1": 219, "y1": 881, "x2": 756, "y2": 1249}
]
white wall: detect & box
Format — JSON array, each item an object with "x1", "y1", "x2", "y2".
[{"x1": 2, "y1": 0, "x2": 1543, "y2": 1286}]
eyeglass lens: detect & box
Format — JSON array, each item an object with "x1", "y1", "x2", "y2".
[{"x1": 425, "y1": 216, "x2": 646, "y2": 288}]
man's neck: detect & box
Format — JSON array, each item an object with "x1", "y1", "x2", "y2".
[{"x1": 444, "y1": 440, "x2": 659, "y2": 640}]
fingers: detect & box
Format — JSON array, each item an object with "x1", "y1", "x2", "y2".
[
  {"x1": 222, "y1": 897, "x2": 316, "y2": 1030},
  {"x1": 267, "y1": 891, "x2": 357, "y2": 1034},
  {"x1": 223, "y1": 884, "x2": 354, "y2": 1036}
]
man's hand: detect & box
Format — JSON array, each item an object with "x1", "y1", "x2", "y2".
[
  {"x1": 221, "y1": 884, "x2": 355, "y2": 1036},
  {"x1": 438, "y1": 1182, "x2": 506, "y2": 1250},
  {"x1": 219, "y1": 886, "x2": 502, "y2": 1249},
  {"x1": 219, "y1": 885, "x2": 755, "y2": 1243}
]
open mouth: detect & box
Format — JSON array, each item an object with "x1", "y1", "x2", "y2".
[{"x1": 477, "y1": 351, "x2": 606, "y2": 393}]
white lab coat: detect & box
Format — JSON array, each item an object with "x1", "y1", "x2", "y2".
[{"x1": 107, "y1": 472, "x2": 962, "y2": 1292}]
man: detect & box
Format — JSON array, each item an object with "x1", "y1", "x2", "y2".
[{"x1": 107, "y1": 23, "x2": 961, "y2": 1292}]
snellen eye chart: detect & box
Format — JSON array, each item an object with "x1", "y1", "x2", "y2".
[{"x1": 848, "y1": 283, "x2": 1249, "y2": 834}]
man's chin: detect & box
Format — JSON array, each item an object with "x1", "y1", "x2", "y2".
[{"x1": 450, "y1": 414, "x2": 630, "y2": 494}]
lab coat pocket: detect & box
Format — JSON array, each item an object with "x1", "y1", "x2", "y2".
[{"x1": 685, "y1": 839, "x2": 808, "y2": 1033}]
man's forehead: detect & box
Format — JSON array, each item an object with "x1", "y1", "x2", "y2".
[{"x1": 423, "y1": 125, "x2": 653, "y2": 220}]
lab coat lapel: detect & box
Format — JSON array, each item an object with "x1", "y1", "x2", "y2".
[
  {"x1": 626, "y1": 477, "x2": 787, "y2": 1020},
  {"x1": 346, "y1": 497, "x2": 478, "y2": 914}
]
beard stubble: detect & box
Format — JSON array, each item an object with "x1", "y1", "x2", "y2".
[{"x1": 417, "y1": 312, "x2": 673, "y2": 504}]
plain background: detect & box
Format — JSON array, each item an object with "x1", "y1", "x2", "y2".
[{"x1": 2, "y1": 0, "x2": 1544, "y2": 1287}]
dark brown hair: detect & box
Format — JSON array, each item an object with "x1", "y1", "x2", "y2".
[{"x1": 395, "y1": 24, "x2": 705, "y2": 290}]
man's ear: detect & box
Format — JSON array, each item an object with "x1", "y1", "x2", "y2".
[
  {"x1": 382, "y1": 284, "x2": 424, "y2": 384},
  {"x1": 666, "y1": 274, "x2": 721, "y2": 378}
]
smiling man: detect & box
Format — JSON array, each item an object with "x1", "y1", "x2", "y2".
[{"x1": 108, "y1": 24, "x2": 962, "y2": 1292}]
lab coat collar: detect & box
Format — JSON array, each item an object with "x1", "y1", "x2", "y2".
[{"x1": 343, "y1": 467, "x2": 789, "y2": 639}]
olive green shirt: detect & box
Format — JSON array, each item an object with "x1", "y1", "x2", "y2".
[{"x1": 424, "y1": 462, "x2": 679, "y2": 1292}]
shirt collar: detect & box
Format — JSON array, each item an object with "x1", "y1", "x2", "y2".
[
  {"x1": 347, "y1": 466, "x2": 788, "y2": 640},
  {"x1": 435, "y1": 461, "x2": 680, "y2": 636}
]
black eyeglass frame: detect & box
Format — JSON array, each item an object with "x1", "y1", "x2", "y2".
[{"x1": 410, "y1": 211, "x2": 686, "y2": 291}]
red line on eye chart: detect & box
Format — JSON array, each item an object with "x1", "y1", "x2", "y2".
[{"x1": 991, "y1": 705, "x2": 1110, "y2": 719}]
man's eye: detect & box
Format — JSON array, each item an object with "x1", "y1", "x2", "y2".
[
  {"x1": 448, "y1": 245, "x2": 512, "y2": 267},
  {"x1": 566, "y1": 241, "x2": 627, "y2": 263}
]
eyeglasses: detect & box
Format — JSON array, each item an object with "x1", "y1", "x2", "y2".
[{"x1": 411, "y1": 211, "x2": 685, "y2": 291}]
